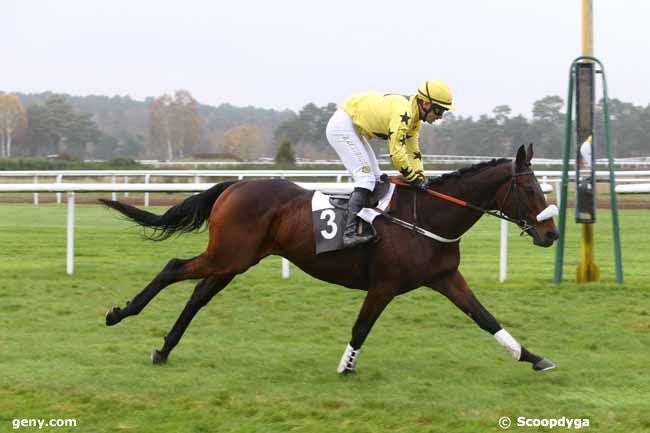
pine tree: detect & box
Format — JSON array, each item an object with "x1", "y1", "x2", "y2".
[{"x1": 275, "y1": 139, "x2": 296, "y2": 166}]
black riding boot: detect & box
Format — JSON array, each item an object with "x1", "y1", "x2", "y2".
[{"x1": 342, "y1": 187, "x2": 374, "y2": 248}]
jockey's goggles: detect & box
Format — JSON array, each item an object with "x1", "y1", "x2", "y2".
[{"x1": 431, "y1": 104, "x2": 448, "y2": 116}]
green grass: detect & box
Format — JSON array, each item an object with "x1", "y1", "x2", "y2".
[{"x1": 0, "y1": 203, "x2": 649, "y2": 432}]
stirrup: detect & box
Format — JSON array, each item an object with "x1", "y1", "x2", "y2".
[
  {"x1": 342, "y1": 222, "x2": 374, "y2": 248},
  {"x1": 343, "y1": 234, "x2": 373, "y2": 248}
]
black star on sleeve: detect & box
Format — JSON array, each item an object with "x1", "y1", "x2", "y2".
[
  {"x1": 399, "y1": 135, "x2": 407, "y2": 146},
  {"x1": 387, "y1": 129, "x2": 394, "y2": 140},
  {"x1": 400, "y1": 112, "x2": 411, "y2": 124},
  {"x1": 413, "y1": 151, "x2": 422, "y2": 160},
  {"x1": 399, "y1": 166, "x2": 413, "y2": 178}
]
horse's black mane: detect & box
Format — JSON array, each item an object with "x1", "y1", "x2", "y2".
[{"x1": 427, "y1": 158, "x2": 511, "y2": 186}]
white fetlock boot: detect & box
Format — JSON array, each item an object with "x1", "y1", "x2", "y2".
[{"x1": 337, "y1": 343, "x2": 361, "y2": 374}]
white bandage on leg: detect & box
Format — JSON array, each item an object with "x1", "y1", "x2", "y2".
[
  {"x1": 494, "y1": 329, "x2": 522, "y2": 360},
  {"x1": 337, "y1": 343, "x2": 361, "y2": 373}
]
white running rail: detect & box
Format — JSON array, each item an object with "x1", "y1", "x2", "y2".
[{"x1": 1, "y1": 181, "x2": 552, "y2": 281}]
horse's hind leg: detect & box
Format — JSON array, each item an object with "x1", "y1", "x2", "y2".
[
  {"x1": 430, "y1": 270, "x2": 555, "y2": 371},
  {"x1": 152, "y1": 275, "x2": 233, "y2": 364},
  {"x1": 105, "y1": 255, "x2": 209, "y2": 326},
  {"x1": 337, "y1": 286, "x2": 396, "y2": 374}
]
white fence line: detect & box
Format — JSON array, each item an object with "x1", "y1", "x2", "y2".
[
  {"x1": 616, "y1": 183, "x2": 650, "y2": 193},
  {"x1": 0, "y1": 181, "x2": 553, "y2": 281},
  {"x1": 0, "y1": 182, "x2": 375, "y2": 277},
  {"x1": 2, "y1": 169, "x2": 647, "y2": 208},
  {"x1": 4, "y1": 169, "x2": 650, "y2": 179},
  {"x1": 134, "y1": 156, "x2": 650, "y2": 168}
]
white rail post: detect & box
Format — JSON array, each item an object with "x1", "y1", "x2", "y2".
[
  {"x1": 124, "y1": 176, "x2": 129, "y2": 197},
  {"x1": 499, "y1": 219, "x2": 508, "y2": 282},
  {"x1": 111, "y1": 175, "x2": 117, "y2": 201},
  {"x1": 56, "y1": 174, "x2": 63, "y2": 204},
  {"x1": 33, "y1": 175, "x2": 39, "y2": 205},
  {"x1": 144, "y1": 174, "x2": 151, "y2": 207},
  {"x1": 194, "y1": 174, "x2": 200, "y2": 195},
  {"x1": 282, "y1": 258, "x2": 290, "y2": 279},
  {"x1": 67, "y1": 192, "x2": 75, "y2": 275}
]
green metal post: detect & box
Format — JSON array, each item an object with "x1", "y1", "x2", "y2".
[
  {"x1": 554, "y1": 55, "x2": 623, "y2": 284},
  {"x1": 598, "y1": 62, "x2": 624, "y2": 283},
  {"x1": 554, "y1": 65, "x2": 575, "y2": 283}
]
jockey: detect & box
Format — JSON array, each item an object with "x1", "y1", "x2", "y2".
[{"x1": 326, "y1": 80, "x2": 455, "y2": 248}]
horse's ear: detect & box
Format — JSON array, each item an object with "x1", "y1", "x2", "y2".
[
  {"x1": 515, "y1": 144, "x2": 526, "y2": 167},
  {"x1": 526, "y1": 143, "x2": 534, "y2": 164}
]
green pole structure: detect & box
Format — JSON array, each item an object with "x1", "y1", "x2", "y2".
[
  {"x1": 599, "y1": 61, "x2": 624, "y2": 283},
  {"x1": 553, "y1": 55, "x2": 623, "y2": 284},
  {"x1": 554, "y1": 68, "x2": 574, "y2": 283}
]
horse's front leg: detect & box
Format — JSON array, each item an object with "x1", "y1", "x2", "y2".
[
  {"x1": 429, "y1": 271, "x2": 555, "y2": 371},
  {"x1": 337, "y1": 286, "x2": 396, "y2": 374}
]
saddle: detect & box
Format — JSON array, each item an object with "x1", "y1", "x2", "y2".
[
  {"x1": 327, "y1": 180, "x2": 394, "y2": 211},
  {"x1": 311, "y1": 179, "x2": 397, "y2": 254}
]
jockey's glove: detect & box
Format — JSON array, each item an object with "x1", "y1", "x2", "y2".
[{"x1": 410, "y1": 176, "x2": 429, "y2": 191}]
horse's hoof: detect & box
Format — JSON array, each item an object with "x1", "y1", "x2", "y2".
[
  {"x1": 533, "y1": 358, "x2": 556, "y2": 371},
  {"x1": 151, "y1": 350, "x2": 167, "y2": 365},
  {"x1": 338, "y1": 368, "x2": 357, "y2": 376},
  {"x1": 105, "y1": 307, "x2": 122, "y2": 326}
]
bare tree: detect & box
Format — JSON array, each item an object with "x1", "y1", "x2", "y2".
[
  {"x1": 0, "y1": 93, "x2": 27, "y2": 158},
  {"x1": 149, "y1": 94, "x2": 174, "y2": 160},
  {"x1": 149, "y1": 90, "x2": 204, "y2": 160}
]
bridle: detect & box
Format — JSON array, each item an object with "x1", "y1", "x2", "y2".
[
  {"x1": 390, "y1": 162, "x2": 539, "y2": 237},
  {"x1": 494, "y1": 164, "x2": 536, "y2": 236}
]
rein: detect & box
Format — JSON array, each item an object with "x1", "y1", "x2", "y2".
[{"x1": 389, "y1": 167, "x2": 536, "y2": 236}]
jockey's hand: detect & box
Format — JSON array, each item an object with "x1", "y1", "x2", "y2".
[{"x1": 410, "y1": 176, "x2": 429, "y2": 191}]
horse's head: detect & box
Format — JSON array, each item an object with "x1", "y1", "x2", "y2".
[{"x1": 498, "y1": 144, "x2": 560, "y2": 247}]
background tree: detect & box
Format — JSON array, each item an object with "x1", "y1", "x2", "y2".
[
  {"x1": 530, "y1": 95, "x2": 565, "y2": 157},
  {"x1": 273, "y1": 116, "x2": 303, "y2": 152},
  {"x1": 273, "y1": 102, "x2": 337, "y2": 159},
  {"x1": 169, "y1": 89, "x2": 203, "y2": 158},
  {"x1": 597, "y1": 98, "x2": 648, "y2": 158},
  {"x1": 492, "y1": 105, "x2": 512, "y2": 125},
  {"x1": 0, "y1": 93, "x2": 28, "y2": 158},
  {"x1": 149, "y1": 90, "x2": 204, "y2": 160},
  {"x1": 274, "y1": 139, "x2": 296, "y2": 166},
  {"x1": 4, "y1": 90, "x2": 649, "y2": 160},
  {"x1": 20, "y1": 94, "x2": 103, "y2": 158},
  {"x1": 221, "y1": 123, "x2": 270, "y2": 161},
  {"x1": 148, "y1": 94, "x2": 173, "y2": 160}
]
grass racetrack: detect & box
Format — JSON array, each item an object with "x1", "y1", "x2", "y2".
[{"x1": 1, "y1": 202, "x2": 649, "y2": 432}]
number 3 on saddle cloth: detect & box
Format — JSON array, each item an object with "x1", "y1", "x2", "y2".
[{"x1": 311, "y1": 181, "x2": 396, "y2": 254}]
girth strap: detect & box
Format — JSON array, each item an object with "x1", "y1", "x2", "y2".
[{"x1": 369, "y1": 207, "x2": 461, "y2": 243}]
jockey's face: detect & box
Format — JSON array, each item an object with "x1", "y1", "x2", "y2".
[{"x1": 419, "y1": 101, "x2": 446, "y2": 124}]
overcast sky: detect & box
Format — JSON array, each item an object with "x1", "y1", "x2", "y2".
[{"x1": 4, "y1": 1, "x2": 650, "y2": 118}]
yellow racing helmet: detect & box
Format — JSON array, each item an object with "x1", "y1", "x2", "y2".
[{"x1": 416, "y1": 80, "x2": 456, "y2": 110}]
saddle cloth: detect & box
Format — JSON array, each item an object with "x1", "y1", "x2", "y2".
[{"x1": 311, "y1": 181, "x2": 396, "y2": 254}]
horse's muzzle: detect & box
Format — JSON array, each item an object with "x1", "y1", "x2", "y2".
[{"x1": 533, "y1": 228, "x2": 559, "y2": 247}]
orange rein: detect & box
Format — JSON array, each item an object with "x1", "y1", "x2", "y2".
[{"x1": 388, "y1": 177, "x2": 470, "y2": 208}]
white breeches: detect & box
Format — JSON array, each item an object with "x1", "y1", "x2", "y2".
[{"x1": 326, "y1": 109, "x2": 382, "y2": 191}]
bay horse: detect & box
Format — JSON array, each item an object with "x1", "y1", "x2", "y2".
[{"x1": 101, "y1": 144, "x2": 559, "y2": 374}]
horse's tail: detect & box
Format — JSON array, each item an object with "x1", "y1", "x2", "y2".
[{"x1": 99, "y1": 180, "x2": 238, "y2": 240}]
